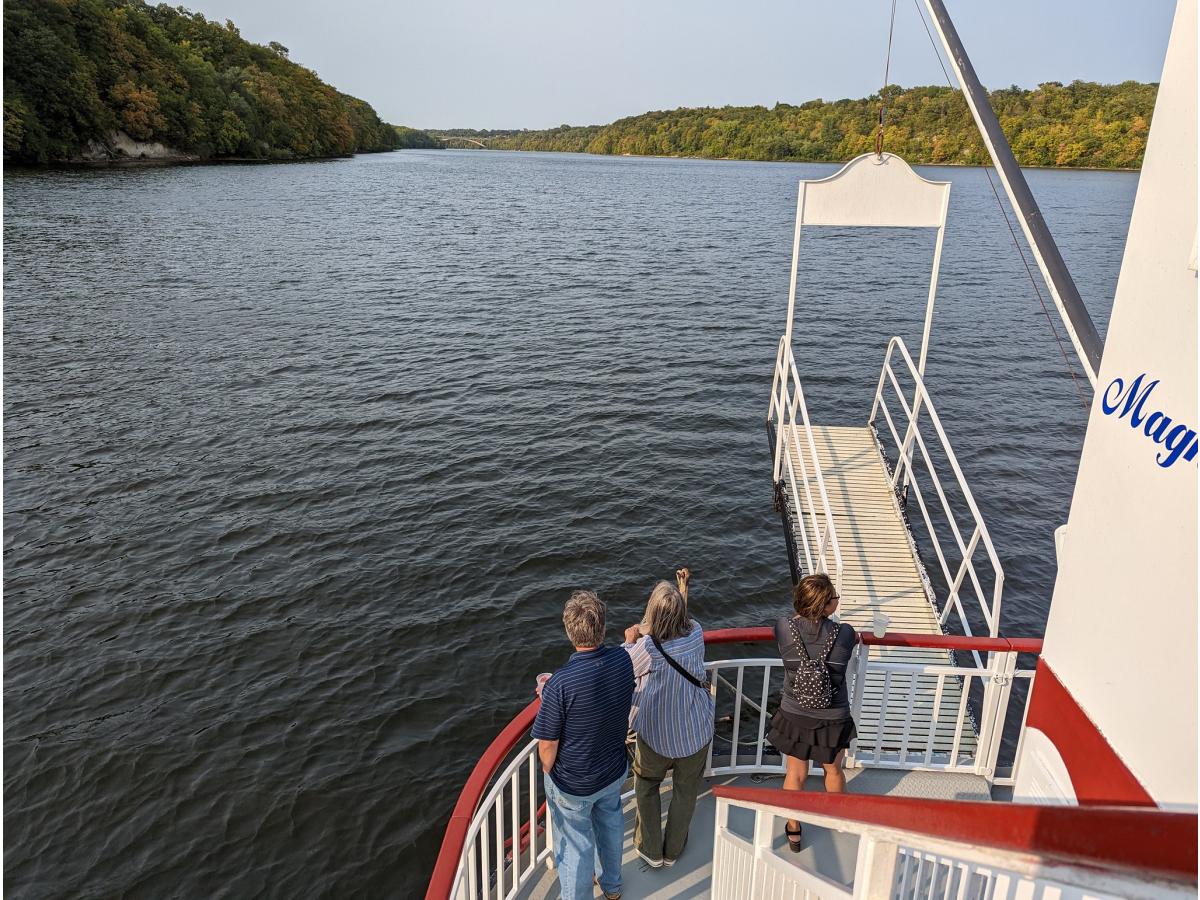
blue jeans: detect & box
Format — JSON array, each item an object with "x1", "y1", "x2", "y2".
[{"x1": 544, "y1": 771, "x2": 626, "y2": 899}]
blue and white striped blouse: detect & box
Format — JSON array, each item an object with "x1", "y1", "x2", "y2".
[{"x1": 623, "y1": 620, "x2": 715, "y2": 758}]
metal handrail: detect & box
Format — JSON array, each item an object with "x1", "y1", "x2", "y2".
[
  {"x1": 428, "y1": 629, "x2": 1043, "y2": 898},
  {"x1": 768, "y1": 335, "x2": 844, "y2": 592},
  {"x1": 426, "y1": 701, "x2": 543, "y2": 900},
  {"x1": 869, "y1": 337, "x2": 1005, "y2": 640},
  {"x1": 711, "y1": 787, "x2": 1198, "y2": 895}
]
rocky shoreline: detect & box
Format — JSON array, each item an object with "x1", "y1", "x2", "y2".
[{"x1": 20, "y1": 130, "x2": 393, "y2": 167}]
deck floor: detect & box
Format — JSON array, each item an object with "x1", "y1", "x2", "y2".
[
  {"x1": 518, "y1": 769, "x2": 991, "y2": 899},
  {"x1": 781, "y1": 424, "x2": 976, "y2": 759}
]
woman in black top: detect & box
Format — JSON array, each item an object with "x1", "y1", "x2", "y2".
[{"x1": 768, "y1": 573, "x2": 858, "y2": 851}]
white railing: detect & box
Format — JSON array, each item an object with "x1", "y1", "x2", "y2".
[
  {"x1": 704, "y1": 641, "x2": 1035, "y2": 784},
  {"x1": 846, "y1": 643, "x2": 1036, "y2": 785},
  {"x1": 768, "y1": 335, "x2": 844, "y2": 592},
  {"x1": 706, "y1": 659, "x2": 786, "y2": 777},
  {"x1": 438, "y1": 634, "x2": 1039, "y2": 899},
  {"x1": 710, "y1": 795, "x2": 1195, "y2": 900},
  {"x1": 869, "y1": 337, "x2": 1004, "y2": 640},
  {"x1": 449, "y1": 739, "x2": 551, "y2": 900}
]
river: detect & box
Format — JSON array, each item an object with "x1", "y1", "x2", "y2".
[{"x1": 3, "y1": 149, "x2": 1135, "y2": 896}]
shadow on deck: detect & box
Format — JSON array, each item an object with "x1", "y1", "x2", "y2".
[{"x1": 518, "y1": 767, "x2": 991, "y2": 899}]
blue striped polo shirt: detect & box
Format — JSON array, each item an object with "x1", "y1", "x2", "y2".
[
  {"x1": 624, "y1": 620, "x2": 715, "y2": 758},
  {"x1": 531, "y1": 645, "x2": 634, "y2": 797}
]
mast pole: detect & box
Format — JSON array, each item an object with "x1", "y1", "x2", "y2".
[{"x1": 922, "y1": 0, "x2": 1104, "y2": 385}]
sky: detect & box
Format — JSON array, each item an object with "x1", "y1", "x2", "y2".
[{"x1": 183, "y1": 0, "x2": 1178, "y2": 130}]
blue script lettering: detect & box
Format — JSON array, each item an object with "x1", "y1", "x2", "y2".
[{"x1": 1101, "y1": 373, "x2": 1198, "y2": 469}]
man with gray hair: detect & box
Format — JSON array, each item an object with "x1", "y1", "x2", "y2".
[{"x1": 532, "y1": 590, "x2": 634, "y2": 900}]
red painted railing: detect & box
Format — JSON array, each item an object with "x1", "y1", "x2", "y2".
[
  {"x1": 702, "y1": 626, "x2": 1043, "y2": 654},
  {"x1": 425, "y1": 628, "x2": 1043, "y2": 898},
  {"x1": 712, "y1": 784, "x2": 1198, "y2": 883}
]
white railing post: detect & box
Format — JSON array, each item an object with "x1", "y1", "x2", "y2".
[
  {"x1": 853, "y1": 836, "x2": 901, "y2": 900},
  {"x1": 974, "y1": 650, "x2": 1016, "y2": 781},
  {"x1": 772, "y1": 371, "x2": 787, "y2": 484},
  {"x1": 767, "y1": 335, "x2": 786, "y2": 424},
  {"x1": 770, "y1": 337, "x2": 787, "y2": 482},
  {"x1": 1000, "y1": 668, "x2": 1036, "y2": 788},
  {"x1": 982, "y1": 650, "x2": 1018, "y2": 782},
  {"x1": 711, "y1": 797, "x2": 727, "y2": 896},
  {"x1": 868, "y1": 342, "x2": 894, "y2": 427},
  {"x1": 544, "y1": 798, "x2": 554, "y2": 871},
  {"x1": 750, "y1": 804, "x2": 774, "y2": 897},
  {"x1": 846, "y1": 641, "x2": 870, "y2": 768}
]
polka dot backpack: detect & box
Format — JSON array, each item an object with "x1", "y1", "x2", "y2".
[{"x1": 788, "y1": 619, "x2": 842, "y2": 709}]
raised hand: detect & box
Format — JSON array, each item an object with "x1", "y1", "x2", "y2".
[{"x1": 675, "y1": 567, "x2": 691, "y2": 602}]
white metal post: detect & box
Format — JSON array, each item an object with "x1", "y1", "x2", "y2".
[
  {"x1": 975, "y1": 651, "x2": 1013, "y2": 781},
  {"x1": 853, "y1": 836, "x2": 900, "y2": 900},
  {"x1": 767, "y1": 335, "x2": 786, "y2": 424},
  {"x1": 771, "y1": 338, "x2": 788, "y2": 482},
  {"x1": 710, "y1": 797, "x2": 728, "y2": 898},
  {"x1": 783, "y1": 183, "x2": 806, "y2": 351},
  {"x1": 750, "y1": 805, "x2": 775, "y2": 898},
  {"x1": 982, "y1": 651, "x2": 1018, "y2": 781},
  {"x1": 846, "y1": 642, "x2": 870, "y2": 768},
  {"x1": 917, "y1": 205, "x2": 949, "y2": 379},
  {"x1": 899, "y1": 203, "x2": 949, "y2": 496},
  {"x1": 543, "y1": 789, "x2": 554, "y2": 871}
]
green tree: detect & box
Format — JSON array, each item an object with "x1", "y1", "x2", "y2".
[
  {"x1": 454, "y1": 81, "x2": 1157, "y2": 170},
  {"x1": 3, "y1": 0, "x2": 406, "y2": 163}
]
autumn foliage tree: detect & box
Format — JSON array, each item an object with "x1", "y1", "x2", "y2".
[
  {"x1": 452, "y1": 82, "x2": 1157, "y2": 170},
  {"x1": 3, "y1": 0, "x2": 404, "y2": 163}
]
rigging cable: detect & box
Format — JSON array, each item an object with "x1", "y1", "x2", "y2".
[
  {"x1": 877, "y1": 0, "x2": 900, "y2": 156},
  {"x1": 909, "y1": 0, "x2": 1091, "y2": 412}
]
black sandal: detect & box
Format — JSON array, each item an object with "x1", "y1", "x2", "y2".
[{"x1": 785, "y1": 824, "x2": 803, "y2": 852}]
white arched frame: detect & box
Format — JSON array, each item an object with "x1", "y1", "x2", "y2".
[{"x1": 783, "y1": 152, "x2": 952, "y2": 379}]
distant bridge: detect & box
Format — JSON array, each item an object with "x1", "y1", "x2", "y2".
[{"x1": 431, "y1": 134, "x2": 491, "y2": 149}]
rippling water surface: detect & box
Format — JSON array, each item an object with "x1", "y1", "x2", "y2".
[{"x1": 4, "y1": 150, "x2": 1135, "y2": 897}]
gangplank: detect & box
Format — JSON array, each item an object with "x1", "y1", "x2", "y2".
[{"x1": 767, "y1": 154, "x2": 1004, "y2": 770}]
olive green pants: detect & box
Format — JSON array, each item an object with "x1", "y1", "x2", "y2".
[{"x1": 632, "y1": 736, "x2": 711, "y2": 862}]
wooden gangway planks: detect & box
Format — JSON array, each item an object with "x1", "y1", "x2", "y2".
[{"x1": 781, "y1": 423, "x2": 977, "y2": 761}]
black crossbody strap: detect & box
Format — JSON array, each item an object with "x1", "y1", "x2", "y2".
[{"x1": 650, "y1": 634, "x2": 712, "y2": 691}]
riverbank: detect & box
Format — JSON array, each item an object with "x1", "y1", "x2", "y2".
[
  {"x1": 4, "y1": 0, "x2": 401, "y2": 166},
  {"x1": 431, "y1": 145, "x2": 1142, "y2": 173},
  {"x1": 438, "y1": 81, "x2": 1155, "y2": 171}
]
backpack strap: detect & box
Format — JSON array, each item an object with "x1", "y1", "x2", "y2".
[
  {"x1": 818, "y1": 622, "x2": 843, "y2": 662},
  {"x1": 791, "y1": 618, "x2": 842, "y2": 662},
  {"x1": 650, "y1": 634, "x2": 712, "y2": 691},
  {"x1": 789, "y1": 617, "x2": 814, "y2": 661}
]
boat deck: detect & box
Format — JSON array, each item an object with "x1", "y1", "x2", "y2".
[
  {"x1": 517, "y1": 768, "x2": 992, "y2": 899},
  {"x1": 781, "y1": 424, "x2": 976, "y2": 760}
]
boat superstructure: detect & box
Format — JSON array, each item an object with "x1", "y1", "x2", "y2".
[{"x1": 426, "y1": 1, "x2": 1197, "y2": 897}]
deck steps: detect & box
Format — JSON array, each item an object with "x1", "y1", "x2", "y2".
[{"x1": 779, "y1": 423, "x2": 977, "y2": 758}]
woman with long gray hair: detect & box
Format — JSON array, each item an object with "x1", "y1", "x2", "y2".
[{"x1": 621, "y1": 568, "x2": 714, "y2": 869}]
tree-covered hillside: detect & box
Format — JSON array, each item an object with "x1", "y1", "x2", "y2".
[
  {"x1": 3, "y1": 0, "x2": 409, "y2": 163},
  {"x1": 393, "y1": 126, "x2": 441, "y2": 149},
  {"x1": 447, "y1": 81, "x2": 1157, "y2": 169}
]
